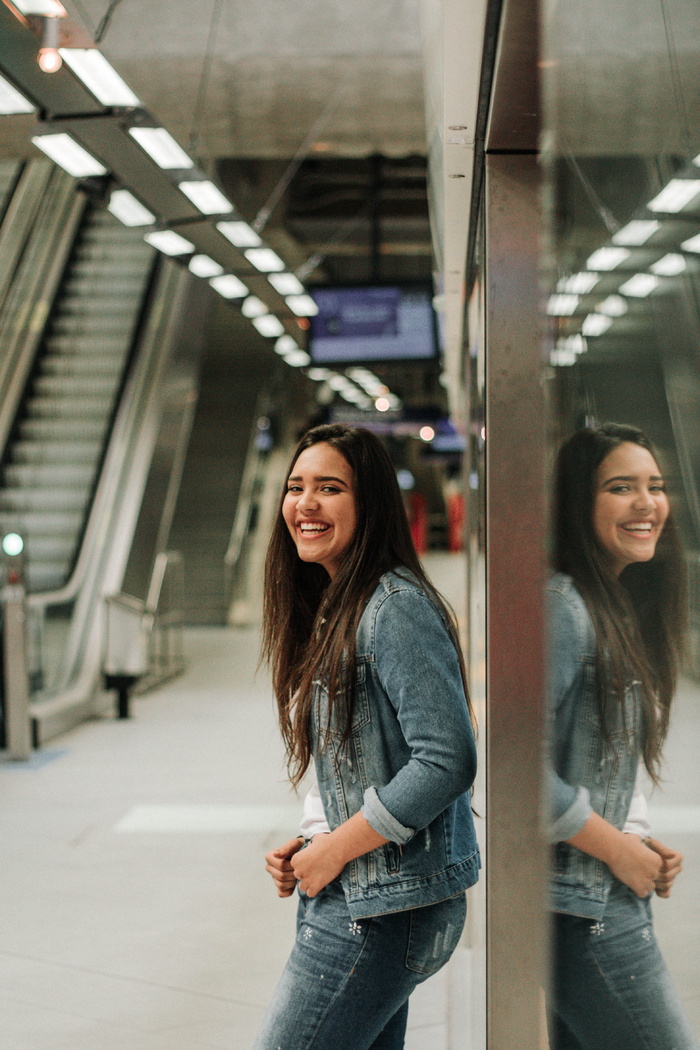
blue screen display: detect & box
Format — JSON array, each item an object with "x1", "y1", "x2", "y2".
[{"x1": 308, "y1": 285, "x2": 437, "y2": 364}]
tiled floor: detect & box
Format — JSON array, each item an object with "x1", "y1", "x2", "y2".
[{"x1": 2, "y1": 550, "x2": 698, "y2": 1049}]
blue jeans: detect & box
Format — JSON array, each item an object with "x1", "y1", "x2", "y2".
[
  {"x1": 549, "y1": 881, "x2": 698, "y2": 1049},
  {"x1": 253, "y1": 879, "x2": 467, "y2": 1050}
]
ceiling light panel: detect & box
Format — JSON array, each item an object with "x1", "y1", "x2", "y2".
[
  {"x1": 268, "y1": 272, "x2": 304, "y2": 296},
  {"x1": 647, "y1": 179, "x2": 700, "y2": 213},
  {"x1": 586, "y1": 246, "x2": 630, "y2": 271},
  {"x1": 285, "y1": 294, "x2": 319, "y2": 316},
  {"x1": 107, "y1": 189, "x2": 155, "y2": 227},
  {"x1": 597, "y1": 295, "x2": 627, "y2": 317},
  {"x1": 0, "y1": 74, "x2": 35, "y2": 115},
  {"x1": 581, "y1": 313, "x2": 613, "y2": 336},
  {"x1": 144, "y1": 230, "x2": 195, "y2": 256},
  {"x1": 59, "y1": 49, "x2": 140, "y2": 107},
  {"x1": 547, "y1": 294, "x2": 579, "y2": 316},
  {"x1": 11, "y1": 0, "x2": 65, "y2": 13},
  {"x1": 178, "y1": 180, "x2": 233, "y2": 214},
  {"x1": 681, "y1": 233, "x2": 700, "y2": 253},
  {"x1": 209, "y1": 274, "x2": 248, "y2": 299},
  {"x1": 241, "y1": 296, "x2": 268, "y2": 318},
  {"x1": 618, "y1": 273, "x2": 659, "y2": 298},
  {"x1": 216, "y1": 221, "x2": 261, "y2": 248},
  {"x1": 284, "y1": 349, "x2": 312, "y2": 367},
  {"x1": 189, "y1": 255, "x2": 224, "y2": 278},
  {"x1": 275, "y1": 335, "x2": 300, "y2": 355},
  {"x1": 244, "y1": 248, "x2": 285, "y2": 272},
  {"x1": 129, "y1": 127, "x2": 193, "y2": 170},
  {"x1": 252, "y1": 314, "x2": 285, "y2": 337},
  {"x1": 32, "y1": 133, "x2": 107, "y2": 177},
  {"x1": 650, "y1": 253, "x2": 686, "y2": 276},
  {"x1": 611, "y1": 220, "x2": 660, "y2": 246},
  {"x1": 557, "y1": 272, "x2": 599, "y2": 294}
]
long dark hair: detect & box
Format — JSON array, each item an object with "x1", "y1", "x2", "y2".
[
  {"x1": 262, "y1": 423, "x2": 473, "y2": 787},
  {"x1": 553, "y1": 422, "x2": 686, "y2": 781}
]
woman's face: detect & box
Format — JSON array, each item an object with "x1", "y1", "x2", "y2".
[
  {"x1": 282, "y1": 442, "x2": 358, "y2": 578},
  {"x1": 592, "y1": 441, "x2": 669, "y2": 576}
]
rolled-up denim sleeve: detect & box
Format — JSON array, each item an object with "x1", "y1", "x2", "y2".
[
  {"x1": 546, "y1": 583, "x2": 593, "y2": 842},
  {"x1": 360, "y1": 588, "x2": 476, "y2": 842}
]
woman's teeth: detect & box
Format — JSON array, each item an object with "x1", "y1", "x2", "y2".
[{"x1": 300, "y1": 523, "x2": 330, "y2": 534}]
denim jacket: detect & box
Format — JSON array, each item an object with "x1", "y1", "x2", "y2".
[
  {"x1": 546, "y1": 573, "x2": 642, "y2": 919},
  {"x1": 312, "y1": 570, "x2": 480, "y2": 921}
]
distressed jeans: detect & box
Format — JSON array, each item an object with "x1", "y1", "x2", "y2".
[
  {"x1": 252, "y1": 879, "x2": 466, "y2": 1050},
  {"x1": 549, "y1": 881, "x2": 698, "y2": 1050}
]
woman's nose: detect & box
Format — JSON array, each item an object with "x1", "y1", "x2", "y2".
[
  {"x1": 632, "y1": 489, "x2": 653, "y2": 510},
  {"x1": 297, "y1": 488, "x2": 319, "y2": 512}
]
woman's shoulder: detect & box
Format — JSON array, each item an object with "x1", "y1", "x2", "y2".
[
  {"x1": 546, "y1": 572, "x2": 595, "y2": 652},
  {"x1": 359, "y1": 569, "x2": 444, "y2": 638}
]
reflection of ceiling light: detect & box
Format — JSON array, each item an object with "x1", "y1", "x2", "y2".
[
  {"x1": 268, "y1": 272, "x2": 304, "y2": 295},
  {"x1": 32, "y1": 133, "x2": 107, "y2": 177},
  {"x1": 107, "y1": 189, "x2": 155, "y2": 227},
  {"x1": 216, "y1": 221, "x2": 261, "y2": 248},
  {"x1": 612, "y1": 220, "x2": 660, "y2": 245},
  {"x1": 597, "y1": 295, "x2": 627, "y2": 317},
  {"x1": 375, "y1": 397, "x2": 390, "y2": 412},
  {"x1": 286, "y1": 294, "x2": 319, "y2": 316},
  {"x1": 647, "y1": 179, "x2": 700, "y2": 213},
  {"x1": 581, "y1": 313, "x2": 613, "y2": 336},
  {"x1": 274, "y1": 335, "x2": 299, "y2": 355},
  {"x1": 12, "y1": 0, "x2": 66, "y2": 12},
  {"x1": 252, "y1": 314, "x2": 285, "y2": 337},
  {"x1": 550, "y1": 348, "x2": 577, "y2": 367},
  {"x1": 0, "y1": 74, "x2": 35, "y2": 114},
  {"x1": 241, "y1": 296, "x2": 268, "y2": 318},
  {"x1": 586, "y1": 246, "x2": 630, "y2": 271},
  {"x1": 680, "y1": 233, "x2": 700, "y2": 254},
  {"x1": 59, "y1": 49, "x2": 140, "y2": 106},
  {"x1": 307, "y1": 367, "x2": 331, "y2": 380},
  {"x1": 420, "y1": 426, "x2": 435, "y2": 442},
  {"x1": 561, "y1": 334, "x2": 587, "y2": 355},
  {"x1": 244, "y1": 248, "x2": 285, "y2": 272},
  {"x1": 178, "y1": 180, "x2": 233, "y2": 214},
  {"x1": 618, "y1": 273, "x2": 659, "y2": 298},
  {"x1": 38, "y1": 47, "x2": 62, "y2": 73},
  {"x1": 547, "y1": 294, "x2": 579, "y2": 316},
  {"x1": 189, "y1": 254, "x2": 223, "y2": 278},
  {"x1": 129, "y1": 127, "x2": 193, "y2": 169},
  {"x1": 284, "y1": 349, "x2": 311, "y2": 367},
  {"x1": 209, "y1": 274, "x2": 248, "y2": 299},
  {"x1": 144, "y1": 230, "x2": 195, "y2": 256},
  {"x1": 650, "y1": 253, "x2": 686, "y2": 276},
  {"x1": 557, "y1": 272, "x2": 599, "y2": 294}
]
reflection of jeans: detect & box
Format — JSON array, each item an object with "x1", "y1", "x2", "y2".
[
  {"x1": 549, "y1": 881, "x2": 698, "y2": 1049},
  {"x1": 253, "y1": 879, "x2": 466, "y2": 1050}
]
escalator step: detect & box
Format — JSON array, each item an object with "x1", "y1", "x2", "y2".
[
  {"x1": 34, "y1": 376, "x2": 119, "y2": 398},
  {"x1": 4, "y1": 463, "x2": 95, "y2": 487},
  {"x1": 12, "y1": 440, "x2": 102, "y2": 465},
  {"x1": 0, "y1": 488, "x2": 90, "y2": 512},
  {"x1": 0, "y1": 511, "x2": 82, "y2": 534},
  {"x1": 19, "y1": 418, "x2": 107, "y2": 441},
  {"x1": 41, "y1": 355, "x2": 123, "y2": 377},
  {"x1": 25, "y1": 395, "x2": 113, "y2": 418}
]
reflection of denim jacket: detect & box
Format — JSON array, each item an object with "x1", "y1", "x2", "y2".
[
  {"x1": 312, "y1": 571, "x2": 480, "y2": 921},
  {"x1": 547, "y1": 573, "x2": 641, "y2": 919}
]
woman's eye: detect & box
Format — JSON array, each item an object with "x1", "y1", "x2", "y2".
[{"x1": 321, "y1": 485, "x2": 340, "y2": 493}]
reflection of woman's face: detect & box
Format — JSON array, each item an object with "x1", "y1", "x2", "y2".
[
  {"x1": 593, "y1": 441, "x2": 669, "y2": 576},
  {"x1": 282, "y1": 442, "x2": 358, "y2": 579}
]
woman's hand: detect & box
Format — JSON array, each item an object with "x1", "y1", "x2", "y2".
[
  {"x1": 567, "y1": 812, "x2": 662, "y2": 898},
  {"x1": 290, "y1": 833, "x2": 341, "y2": 897},
  {"x1": 265, "y1": 837, "x2": 304, "y2": 897},
  {"x1": 645, "y1": 837, "x2": 683, "y2": 898}
]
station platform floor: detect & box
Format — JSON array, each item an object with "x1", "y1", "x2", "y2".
[{"x1": 1, "y1": 551, "x2": 698, "y2": 1049}]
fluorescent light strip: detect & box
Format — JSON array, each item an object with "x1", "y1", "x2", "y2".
[
  {"x1": 129, "y1": 127, "x2": 193, "y2": 170},
  {"x1": 108, "y1": 189, "x2": 155, "y2": 227},
  {"x1": 252, "y1": 314, "x2": 285, "y2": 338},
  {"x1": 241, "y1": 296, "x2": 268, "y2": 318},
  {"x1": 611, "y1": 220, "x2": 660, "y2": 246},
  {"x1": 618, "y1": 273, "x2": 659, "y2": 298},
  {"x1": 268, "y1": 272, "x2": 304, "y2": 296},
  {"x1": 144, "y1": 230, "x2": 195, "y2": 256},
  {"x1": 547, "y1": 294, "x2": 579, "y2": 317},
  {"x1": 189, "y1": 255, "x2": 224, "y2": 279},
  {"x1": 32, "y1": 133, "x2": 107, "y2": 178},
  {"x1": 557, "y1": 272, "x2": 599, "y2": 294},
  {"x1": 586, "y1": 247, "x2": 630, "y2": 271},
  {"x1": 681, "y1": 233, "x2": 700, "y2": 254},
  {"x1": 581, "y1": 313, "x2": 613, "y2": 336},
  {"x1": 0, "y1": 73, "x2": 34, "y2": 115},
  {"x1": 597, "y1": 295, "x2": 627, "y2": 317},
  {"x1": 244, "y1": 247, "x2": 285, "y2": 272},
  {"x1": 650, "y1": 253, "x2": 686, "y2": 276},
  {"x1": 647, "y1": 179, "x2": 700, "y2": 213},
  {"x1": 285, "y1": 294, "x2": 319, "y2": 316},
  {"x1": 59, "y1": 49, "x2": 140, "y2": 107},
  {"x1": 216, "y1": 221, "x2": 261, "y2": 248},
  {"x1": 209, "y1": 274, "x2": 248, "y2": 299},
  {"x1": 178, "y1": 180, "x2": 233, "y2": 215},
  {"x1": 284, "y1": 349, "x2": 311, "y2": 367},
  {"x1": 12, "y1": 0, "x2": 65, "y2": 13},
  {"x1": 275, "y1": 335, "x2": 300, "y2": 355}
]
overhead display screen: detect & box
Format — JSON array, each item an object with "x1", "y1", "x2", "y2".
[{"x1": 308, "y1": 284, "x2": 437, "y2": 364}]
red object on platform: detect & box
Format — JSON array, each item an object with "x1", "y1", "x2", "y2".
[{"x1": 409, "y1": 492, "x2": 428, "y2": 554}]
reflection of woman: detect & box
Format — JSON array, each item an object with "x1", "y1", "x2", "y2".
[
  {"x1": 253, "y1": 423, "x2": 480, "y2": 1050},
  {"x1": 547, "y1": 423, "x2": 697, "y2": 1049}
]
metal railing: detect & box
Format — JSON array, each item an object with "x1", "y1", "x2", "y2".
[{"x1": 686, "y1": 550, "x2": 700, "y2": 682}]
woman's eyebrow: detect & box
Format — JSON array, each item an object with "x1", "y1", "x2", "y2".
[
  {"x1": 287, "y1": 474, "x2": 349, "y2": 484},
  {"x1": 602, "y1": 473, "x2": 664, "y2": 484}
]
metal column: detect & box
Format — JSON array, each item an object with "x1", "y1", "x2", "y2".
[{"x1": 485, "y1": 153, "x2": 548, "y2": 1048}]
